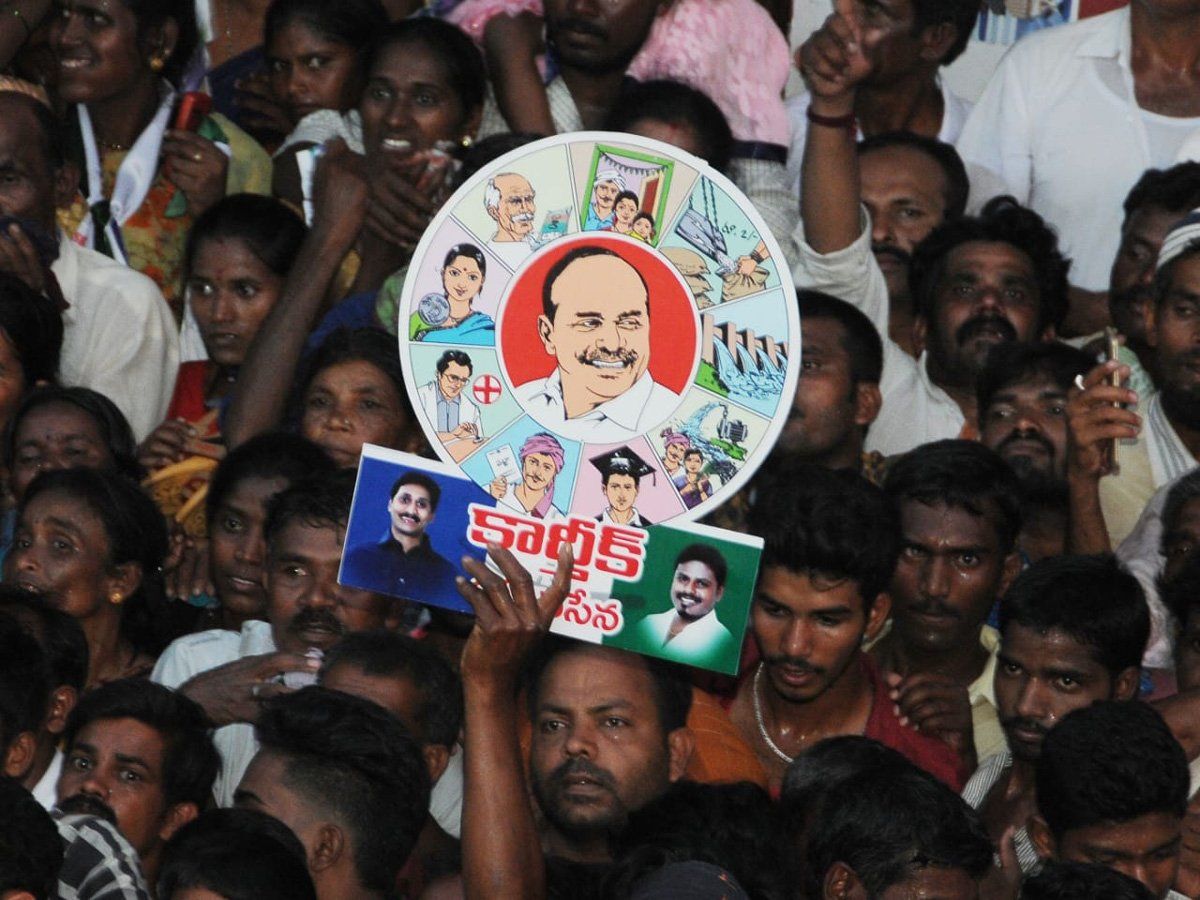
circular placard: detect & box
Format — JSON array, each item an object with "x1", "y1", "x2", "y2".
[{"x1": 398, "y1": 132, "x2": 800, "y2": 526}]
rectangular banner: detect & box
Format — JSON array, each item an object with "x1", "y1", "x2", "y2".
[{"x1": 340, "y1": 444, "x2": 762, "y2": 675}]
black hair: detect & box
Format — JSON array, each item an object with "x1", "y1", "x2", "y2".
[
  {"x1": 263, "y1": 469, "x2": 356, "y2": 551},
  {"x1": 19, "y1": 469, "x2": 172, "y2": 656},
  {"x1": 436, "y1": 349, "x2": 473, "y2": 375},
  {"x1": 156, "y1": 808, "x2": 315, "y2": 900},
  {"x1": 782, "y1": 736, "x2": 913, "y2": 810},
  {"x1": 613, "y1": 190, "x2": 639, "y2": 211},
  {"x1": 0, "y1": 273, "x2": 62, "y2": 388},
  {"x1": 63, "y1": 679, "x2": 218, "y2": 809},
  {"x1": 0, "y1": 613, "x2": 51, "y2": 752},
  {"x1": 5, "y1": 385, "x2": 141, "y2": 482},
  {"x1": 804, "y1": 766, "x2": 993, "y2": 899},
  {"x1": 122, "y1": 0, "x2": 199, "y2": 87},
  {"x1": 291, "y1": 328, "x2": 415, "y2": 443},
  {"x1": 1123, "y1": 162, "x2": 1200, "y2": 222},
  {"x1": 797, "y1": 289, "x2": 884, "y2": 385},
  {"x1": 998, "y1": 555, "x2": 1149, "y2": 677},
  {"x1": 1036, "y1": 701, "x2": 1188, "y2": 838},
  {"x1": 366, "y1": 18, "x2": 486, "y2": 116},
  {"x1": 632, "y1": 211, "x2": 654, "y2": 227},
  {"x1": 0, "y1": 92, "x2": 66, "y2": 171},
  {"x1": 748, "y1": 466, "x2": 900, "y2": 608},
  {"x1": 1021, "y1": 861, "x2": 1157, "y2": 900},
  {"x1": 206, "y1": 433, "x2": 335, "y2": 522},
  {"x1": 605, "y1": 80, "x2": 734, "y2": 175},
  {"x1": 264, "y1": 0, "x2": 388, "y2": 71},
  {"x1": 542, "y1": 245, "x2": 649, "y2": 323},
  {"x1": 604, "y1": 781, "x2": 788, "y2": 900},
  {"x1": 0, "y1": 587, "x2": 88, "y2": 692},
  {"x1": 911, "y1": 0, "x2": 981, "y2": 65},
  {"x1": 884, "y1": 439, "x2": 1022, "y2": 552},
  {"x1": 0, "y1": 776, "x2": 62, "y2": 900},
  {"x1": 320, "y1": 629, "x2": 462, "y2": 747},
  {"x1": 858, "y1": 131, "x2": 969, "y2": 219},
  {"x1": 390, "y1": 471, "x2": 441, "y2": 513},
  {"x1": 524, "y1": 637, "x2": 693, "y2": 734},
  {"x1": 184, "y1": 194, "x2": 307, "y2": 281},
  {"x1": 976, "y1": 342, "x2": 1094, "y2": 420},
  {"x1": 910, "y1": 196, "x2": 1070, "y2": 332},
  {"x1": 673, "y1": 543, "x2": 727, "y2": 590},
  {"x1": 683, "y1": 448, "x2": 703, "y2": 461},
  {"x1": 442, "y1": 242, "x2": 487, "y2": 279},
  {"x1": 1161, "y1": 469, "x2": 1200, "y2": 556},
  {"x1": 254, "y1": 687, "x2": 430, "y2": 892}
]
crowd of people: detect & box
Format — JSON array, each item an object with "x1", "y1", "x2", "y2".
[{"x1": 0, "y1": 0, "x2": 1197, "y2": 897}]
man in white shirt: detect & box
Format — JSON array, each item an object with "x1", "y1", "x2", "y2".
[
  {"x1": 517, "y1": 245, "x2": 681, "y2": 442},
  {"x1": 956, "y1": 1, "x2": 1200, "y2": 331},
  {"x1": 152, "y1": 473, "x2": 395, "y2": 807},
  {"x1": 0, "y1": 91, "x2": 177, "y2": 441},
  {"x1": 784, "y1": 0, "x2": 979, "y2": 196},
  {"x1": 795, "y1": 12, "x2": 1067, "y2": 457},
  {"x1": 633, "y1": 543, "x2": 736, "y2": 670}
]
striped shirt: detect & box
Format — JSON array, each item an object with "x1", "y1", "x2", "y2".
[{"x1": 53, "y1": 811, "x2": 150, "y2": 900}]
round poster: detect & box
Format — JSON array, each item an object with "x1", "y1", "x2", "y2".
[{"x1": 398, "y1": 132, "x2": 800, "y2": 525}]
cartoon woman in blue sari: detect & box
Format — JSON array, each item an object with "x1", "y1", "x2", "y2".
[{"x1": 409, "y1": 243, "x2": 495, "y2": 346}]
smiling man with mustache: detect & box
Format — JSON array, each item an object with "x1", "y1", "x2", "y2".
[
  {"x1": 726, "y1": 468, "x2": 966, "y2": 795},
  {"x1": 152, "y1": 472, "x2": 395, "y2": 807},
  {"x1": 342, "y1": 471, "x2": 460, "y2": 604},
  {"x1": 518, "y1": 245, "x2": 682, "y2": 443},
  {"x1": 632, "y1": 544, "x2": 737, "y2": 670}
]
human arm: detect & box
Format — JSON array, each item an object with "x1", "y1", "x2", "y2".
[
  {"x1": 161, "y1": 130, "x2": 230, "y2": 219},
  {"x1": 796, "y1": 0, "x2": 870, "y2": 256},
  {"x1": 457, "y1": 543, "x2": 574, "y2": 900},
  {"x1": 223, "y1": 140, "x2": 367, "y2": 449},
  {"x1": 886, "y1": 671, "x2": 977, "y2": 773},
  {"x1": 177, "y1": 651, "x2": 322, "y2": 727},
  {"x1": 483, "y1": 12, "x2": 556, "y2": 136},
  {"x1": 1065, "y1": 360, "x2": 1141, "y2": 554}
]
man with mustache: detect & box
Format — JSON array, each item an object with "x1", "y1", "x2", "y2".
[
  {"x1": 873, "y1": 440, "x2": 1023, "y2": 774},
  {"x1": 1069, "y1": 213, "x2": 1200, "y2": 552},
  {"x1": 726, "y1": 467, "x2": 965, "y2": 794},
  {"x1": 342, "y1": 471, "x2": 459, "y2": 603},
  {"x1": 583, "y1": 171, "x2": 624, "y2": 232},
  {"x1": 961, "y1": 556, "x2": 1146, "y2": 876},
  {"x1": 977, "y1": 342, "x2": 1093, "y2": 561},
  {"x1": 152, "y1": 471, "x2": 395, "y2": 807},
  {"x1": 485, "y1": 172, "x2": 541, "y2": 269},
  {"x1": 517, "y1": 246, "x2": 681, "y2": 443},
  {"x1": 633, "y1": 544, "x2": 736, "y2": 669},
  {"x1": 55, "y1": 680, "x2": 219, "y2": 890},
  {"x1": 796, "y1": 5, "x2": 1067, "y2": 457}
]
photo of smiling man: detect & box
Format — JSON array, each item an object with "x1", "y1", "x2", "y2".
[
  {"x1": 516, "y1": 245, "x2": 682, "y2": 443},
  {"x1": 631, "y1": 543, "x2": 736, "y2": 667},
  {"x1": 341, "y1": 471, "x2": 459, "y2": 601}
]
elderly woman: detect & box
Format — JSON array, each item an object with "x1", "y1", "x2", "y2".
[
  {"x1": 489, "y1": 432, "x2": 564, "y2": 519},
  {"x1": 52, "y1": 0, "x2": 271, "y2": 318}
]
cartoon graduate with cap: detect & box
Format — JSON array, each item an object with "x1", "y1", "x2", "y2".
[{"x1": 591, "y1": 446, "x2": 655, "y2": 528}]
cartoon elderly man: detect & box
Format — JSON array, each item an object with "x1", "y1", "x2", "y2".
[
  {"x1": 515, "y1": 245, "x2": 682, "y2": 443},
  {"x1": 486, "y1": 171, "x2": 540, "y2": 268},
  {"x1": 489, "y1": 432, "x2": 565, "y2": 519},
  {"x1": 583, "y1": 169, "x2": 625, "y2": 231}
]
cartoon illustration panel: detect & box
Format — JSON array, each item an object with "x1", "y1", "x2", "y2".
[
  {"x1": 648, "y1": 390, "x2": 774, "y2": 512},
  {"x1": 451, "y1": 143, "x2": 578, "y2": 273},
  {"x1": 693, "y1": 288, "x2": 792, "y2": 420},
  {"x1": 403, "y1": 217, "x2": 508, "y2": 347},
  {"x1": 659, "y1": 176, "x2": 780, "y2": 308},
  {"x1": 409, "y1": 344, "x2": 524, "y2": 464},
  {"x1": 569, "y1": 141, "x2": 697, "y2": 245},
  {"x1": 460, "y1": 416, "x2": 583, "y2": 520},
  {"x1": 569, "y1": 437, "x2": 687, "y2": 526}
]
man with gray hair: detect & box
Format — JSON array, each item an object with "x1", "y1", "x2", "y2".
[
  {"x1": 584, "y1": 169, "x2": 626, "y2": 231},
  {"x1": 486, "y1": 171, "x2": 540, "y2": 268}
]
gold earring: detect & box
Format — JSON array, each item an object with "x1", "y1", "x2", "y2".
[
  {"x1": 460, "y1": 134, "x2": 473, "y2": 149},
  {"x1": 109, "y1": 591, "x2": 124, "y2": 605},
  {"x1": 149, "y1": 55, "x2": 165, "y2": 72}
]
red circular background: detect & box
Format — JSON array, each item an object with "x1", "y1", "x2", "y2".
[{"x1": 496, "y1": 233, "x2": 699, "y2": 394}]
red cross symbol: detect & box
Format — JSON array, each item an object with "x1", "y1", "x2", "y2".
[{"x1": 473, "y1": 374, "x2": 502, "y2": 405}]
